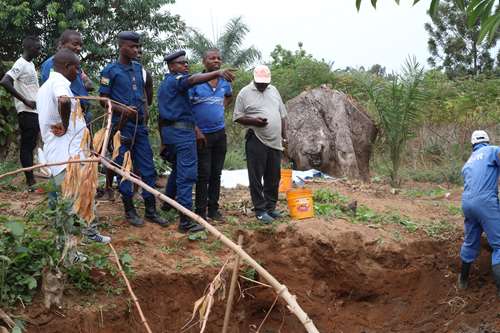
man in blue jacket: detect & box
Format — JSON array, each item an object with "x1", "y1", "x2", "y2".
[
  {"x1": 458, "y1": 130, "x2": 500, "y2": 297},
  {"x1": 157, "y1": 50, "x2": 234, "y2": 233}
]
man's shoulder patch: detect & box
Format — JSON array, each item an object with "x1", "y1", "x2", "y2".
[{"x1": 100, "y1": 77, "x2": 110, "y2": 86}]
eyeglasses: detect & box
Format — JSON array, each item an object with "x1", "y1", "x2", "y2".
[{"x1": 171, "y1": 60, "x2": 189, "y2": 65}]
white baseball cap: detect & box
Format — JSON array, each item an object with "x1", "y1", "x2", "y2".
[
  {"x1": 471, "y1": 130, "x2": 490, "y2": 145},
  {"x1": 253, "y1": 65, "x2": 271, "y2": 83}
]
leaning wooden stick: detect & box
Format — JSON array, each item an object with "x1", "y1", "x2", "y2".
[
  {"x1": 222, "y1": 234, "x2": 244, "y2": 333},
  {"x1": 0, "y1": 159, "x2": 100, "y2": 180},
  {"x1": 108, "y1": 243, "x2": 153, "y2": 333}
]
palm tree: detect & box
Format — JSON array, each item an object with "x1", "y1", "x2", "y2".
[
  {"x1": 185, "y1": 16, "x2": 261, "y2": 68},
  {"x1": 363, "y1": 57, "x2": 426, "y2": 187}
]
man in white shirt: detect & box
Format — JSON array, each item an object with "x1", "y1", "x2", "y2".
[
  {"x1": 37, "y1": 48, "x2": 110, "y2": 244},
  {"x1": 0, "y1": 36, "x2": 41, "y2": 188}
]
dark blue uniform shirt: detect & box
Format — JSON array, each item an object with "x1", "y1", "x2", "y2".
[
  {"x1": 158, "y1": 72, "x2": 193, "y2": 123},
  {"x1": 98, "y1": 61, "x2": 145, "y2": 122},
  {"x1": 40, "y1": 56, "x2": 89, "y2": 106}
]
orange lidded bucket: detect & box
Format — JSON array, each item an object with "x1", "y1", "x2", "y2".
[
  {"x1": 278, "y1": 169, "x2": 293, "y2": 193},
  {"x1": 287, "y1": 188, "x2": 314, "y2": 220}
]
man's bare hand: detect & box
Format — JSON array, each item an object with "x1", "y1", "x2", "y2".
[
  {"x1": 218, "y1": 68, "x2": 236, "y2": 82},
  {"x1": 195, "y1": 127, "x2": 207, "y2": 148},
  {"x1": 252, "y1": 117, "x2": 268, "y2": 127},
  {"x1": 51, "y1": 123, "x2": 66, "y2": 137},
  {"x1": 24, "y1": 100, "x2": 36, "y2": 109}
]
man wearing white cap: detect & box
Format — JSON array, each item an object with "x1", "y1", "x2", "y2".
[
  {"x1": 458, "y1": 130, "x2": 500, "y2": 297},
  {"x1": 233, "y1": 65, "x2": 287, "y2": 223}
]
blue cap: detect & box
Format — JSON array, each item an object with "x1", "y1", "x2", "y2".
[
  {"x1": 117, "y1": 31, "x2": 140, "y2": 43},
  {"x1": 164, "y1": 50, "x2": 186, "y2": 63}
]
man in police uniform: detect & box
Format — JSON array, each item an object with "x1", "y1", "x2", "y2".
[
  {"x1": 157, "y1": 50, "x2": 234, "y2": 233},
  {"x1": 99, "y1": 31, "x2": 167, "y2": 228}
]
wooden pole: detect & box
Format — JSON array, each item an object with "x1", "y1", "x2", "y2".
[
  {"x1": 222, "y1": 234, "x2": 244, "y2": 333},
  {"x1": 99, "y1": 157, "x2": 320, "y2": 333},
  {"x1": 108, "y1": 243, "x2": 153, "y2": 333}
]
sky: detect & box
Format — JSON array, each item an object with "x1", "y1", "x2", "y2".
[{"x1": 170, "y1": 0, "x2": 432, "y2": 72}]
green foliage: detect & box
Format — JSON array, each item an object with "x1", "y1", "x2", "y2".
[
  {"x1": 423, "y1": 220, "x2": 455, "y2": 237},
  {"x1": 185, "y1": 16, "x2": 261, "y2": 68},
  {"x1": 363, "y1": 57, "x2": 426, "y2": 187},
  {"x1": 425, "y1": 0, "x2": 498, "y2": 78},
  {"x1": 356, "y1": 0, "x2": 499, "y2": 42},
  {"x1": 0, "y1": 217, "x2": 59, "y2": 306},
  {"x1": 0, "y1": 0, "x2": 185, "y2": 75},
  {"x1": 0, "y1": 69, "x2": 18, "y2": 160},
  {"x1": 0, "y1": 199, "x2": 118, "y2": 307},
  {"x1": 270, "y1": 43, "x2": 337, "y2": 102}
]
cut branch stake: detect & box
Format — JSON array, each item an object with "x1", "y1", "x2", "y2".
[
  {"x1": 222, "y1": 234, "x2": 244, "y2": 333},
  {"x1": 108, "y1": 243, "x2": 153, "y2": 333}
]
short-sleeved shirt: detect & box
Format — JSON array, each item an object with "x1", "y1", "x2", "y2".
[
  {"x1": 233, "y1": 82, "x2": 287, "y2": 151},
  {"x1": 37, "y1": 72, "x2": 86, "y2": 176},
  {"x1": 98, "y1": 61, "x2": 145, "y2": 122},
  {"x1": 190, "y1": 78, "x2": 232, "y2": 134},
  {"x1": 462, "y1": 143, "x2": 500, "y2": 197},
  {"x1": 40, "y1": 56, "x2": 89, "y2": 106},
  {"x1": 6, "y1": 57, "x2": 39, "y2": 113}
]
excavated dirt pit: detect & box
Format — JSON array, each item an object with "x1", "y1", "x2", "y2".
[
  {"x1": 3, "y1": 178, "x2": 499, "y2": 332},
  {"x1": 26, "y1": 219, "x2": 500, "y2": 333}
]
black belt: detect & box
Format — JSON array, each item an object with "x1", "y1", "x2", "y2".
[{"x1": 159, "y1": 119, "x2": 194, "y2": 130}]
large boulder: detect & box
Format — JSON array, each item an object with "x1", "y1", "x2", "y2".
[{"x1": 285, "y1": 85, "x2": 377, "y2": 181}]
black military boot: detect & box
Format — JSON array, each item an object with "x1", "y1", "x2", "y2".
[
  {"x1": 122, "y1": 197, "x2": 144, "y2": 227},
  {"x1": 458, "y1": 261, "x2": 472, "y2": 289},
  {"x1": 178, "y1": 214, "x2": 205, "y2": 234},
  {"x1": 144, "y1": 197, "x2": 169, "y2": 227},
  {"x1": 492, "y1": 264, "x2": 500, "y2": 297}
]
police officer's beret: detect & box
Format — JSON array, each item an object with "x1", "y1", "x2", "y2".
[
  {"x1": 117, "y1": 31, "x2": 140, "y2": 43},
  {"x1": 164, "y1": 50, "x2": 186, "y2": 63}
]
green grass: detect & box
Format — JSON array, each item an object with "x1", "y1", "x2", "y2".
[
  {"x1": 423, "y1": 220, "x2": 455, "y2": 238},
  {"x1": 224, "y1": 148, "x2": 246, "y2": 170},
  {"x1": 403, "y1": 187, "x2": 447, "y2": 199}
]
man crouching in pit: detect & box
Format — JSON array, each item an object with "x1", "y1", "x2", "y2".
[{"x1": 36, "y1": 48, "x2": 110, "y2": 254}]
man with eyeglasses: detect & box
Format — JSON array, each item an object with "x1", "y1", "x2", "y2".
[{"x1": 157, "y1": 50, "x2": 235, "y2": 233}]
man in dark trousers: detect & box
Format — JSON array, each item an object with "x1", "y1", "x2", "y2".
[
  {"x1": 0, "y1": 36, "x2": 41, "y2": 189},
  {"x1": 233, "y1": 65, "x2": 287, "y2": 224},
  {"x1": 157, "y1": 50, "x2": 234, "y2": 233},
  {"x1": 99, "y1": 31, "x2": 167, "y2": 228},
  {"x1": 190, "y1": 49, "x2": 233, "y2": 221}
]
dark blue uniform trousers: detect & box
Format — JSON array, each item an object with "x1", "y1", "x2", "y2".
[
  {"x1": 162, "y1": 128, "x2": 197, "y2": 212},
  {"x1": 461, "y1": 192, "x2": 500, "y2": 266},
  {"x1": 115, "y1": 122, "x2": 156, "y2": 200}
]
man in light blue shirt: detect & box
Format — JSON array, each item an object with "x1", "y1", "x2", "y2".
[
  {"x1": 40, "y1": 30, "x2": 93, "y2": 124},
  {"x1": 458, "y1": 130, "x2": 500, "y2": 297},
  {"x1": 190, "y1": 48, "x2": 233, "y2": 221}
]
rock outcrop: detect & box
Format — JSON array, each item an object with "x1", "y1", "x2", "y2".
[{"x1": 285, "y1": 85, "x2": 377, "y2": 181}]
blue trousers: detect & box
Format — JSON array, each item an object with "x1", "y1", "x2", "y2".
[
  {"x1": 115, "y1": 123, "x2": 156, "y2": 200},
  {"x1": 461, "y1": 192, "x2": 500, "y2": 266},
  {"x1": 162, "y1": 127, "x2": 197, "y2": 211}
]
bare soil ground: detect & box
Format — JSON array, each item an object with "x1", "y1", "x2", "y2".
[{"x1": 2, "y1": 176, "x2": 500, "y2": 333}]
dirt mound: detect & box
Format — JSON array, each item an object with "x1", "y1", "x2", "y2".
[{"x1": 25, "y1": 216, "x2": 500, "y2": 333}]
